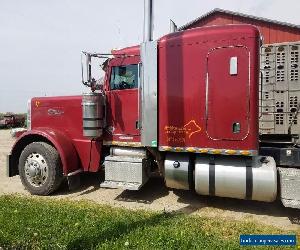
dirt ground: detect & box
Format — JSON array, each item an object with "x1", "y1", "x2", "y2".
[{"x1": 0, "y1": 129, "x2": 299, "y2": 231}]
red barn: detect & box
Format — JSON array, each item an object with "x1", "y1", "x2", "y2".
[{"x1": 179, "y1": 8, "x2": 300, "y2": 44}]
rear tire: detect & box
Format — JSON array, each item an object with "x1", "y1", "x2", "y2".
[{"x1": 18, "y1": 142, "x2": 64, "y2": 195}]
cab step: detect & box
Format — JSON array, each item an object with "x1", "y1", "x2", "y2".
[
  {"x1": 100, "y1": 147, "x2": 149, "y2": 191},
  {"x1": 100, "y1": 180, "x2": 143, "y2": 190}
]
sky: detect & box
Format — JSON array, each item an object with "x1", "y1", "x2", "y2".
[{"x1": 0, "y1": 0, "x2": 299, "y2": 112}]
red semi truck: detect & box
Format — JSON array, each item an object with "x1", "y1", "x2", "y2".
[{"x1": 6, "y1": 1, "x2": 300, "y2": 209}]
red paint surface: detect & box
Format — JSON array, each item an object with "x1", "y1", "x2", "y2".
[
  {"x1": 158, "y1": 25, "x2": 260, "y2": 151},
  {"x1": 112, "y1": 46, "x2": 140, "y2": 56},
  {"x1": 13, "y1": 128, "x2": 80, "y2": 175},
  {"x1": 89, "y1": 139, "x2": 101, "y2": 172},
  {"x1": 13, "y1": 130, "x2": 27, "y2": 138},
  {"x1": 207, "y1": 46, "x2": 250, "y2": 141},
  {"x1": 104, "y1": 50, "x2": 141, "y2": 143},
  {"x1": 30, "y1": 96, "x2": 101, "y2": 173},
  {"x1": 185, "y1": 13, "x2": 300, "y2": 44}
]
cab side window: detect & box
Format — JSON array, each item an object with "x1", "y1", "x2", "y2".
[{"x1": 110, "y1": 64, "x2": 138, "y2": 90}]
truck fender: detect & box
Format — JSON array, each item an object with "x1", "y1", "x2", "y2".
[{"x1": 8, "y1": 127, "x2": 80, "y2": 177}]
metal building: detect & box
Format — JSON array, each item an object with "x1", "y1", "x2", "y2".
[{"x1": 179, "y1": 8, "x2": 300, "y2": 44}]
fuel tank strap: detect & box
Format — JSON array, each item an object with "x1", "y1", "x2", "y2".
[
  {"x1": 245, "y1": 160, "x2": 253, "y2": 200},
  {"x1": 209, "y1": 157, "x2": 215, "y2": 196}
]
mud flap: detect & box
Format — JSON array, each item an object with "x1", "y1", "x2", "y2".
[
  {"x1": 67, "y1": 173, "x2": 81, "y2": 191},
  {"x1": 6, "y1": 154, "x2": 17, "y2": 177}
]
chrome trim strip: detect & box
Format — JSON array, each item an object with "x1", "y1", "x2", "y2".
[
  {"x1": 103, "y1": 141, "x2": 142, "y2": 147},
  {"x1": 27, "y1": 98, "x2": 32, "y2": 130},
  {"x1": 67, "y1": 169, "x2": 83, "y2": 177}
]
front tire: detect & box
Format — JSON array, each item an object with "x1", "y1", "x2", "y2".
[{"x1": 18, "y1": 142, "x2": 64, "y2": 195}]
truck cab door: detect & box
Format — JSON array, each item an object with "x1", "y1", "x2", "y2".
[{"x1": 105, "y1": 59, "x2": 141, "y2": 144}]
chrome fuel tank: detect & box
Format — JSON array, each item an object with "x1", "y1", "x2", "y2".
[
  {"x1": 82, "y1": 92, "x2": 105, "y2": 138},
  {"x1": 194, "y1": 156, "x2": 277, "y2": 202}
]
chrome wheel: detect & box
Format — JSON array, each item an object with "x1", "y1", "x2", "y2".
[{"x1": 24, "y1": 152, "x2": 49, "y2": 187}]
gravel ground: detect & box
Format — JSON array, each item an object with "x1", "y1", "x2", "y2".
[{"x1": 0, "y1": 129, "x2": 299, "y2": 231}]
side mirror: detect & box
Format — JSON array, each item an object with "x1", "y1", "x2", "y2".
[
  {"x1": 81, "y1": 52, "x2": 110, "y2": 92},
  {"x1": 81, "y1": 52, "x2": 92, "y2": 87}
]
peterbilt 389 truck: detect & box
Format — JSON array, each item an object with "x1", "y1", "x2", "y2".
[{"x1": 6, "y1": 0, "x2": 300, "y2": 209}]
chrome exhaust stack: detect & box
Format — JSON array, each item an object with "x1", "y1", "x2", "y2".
[
  {"x1": 143, "y1": 0, "x2": 154, "y2": 42},
  {"x1": 169, "y1": 19, "x2": 178, "y2": 33}
]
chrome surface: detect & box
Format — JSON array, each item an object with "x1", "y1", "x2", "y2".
[
  {"x1": 165, "y1": 153, "x2": 190, "y2": 190},
  {"x1": 27, "y1": 98, "x2": 32, "y2": 130},
  {"x1": 195, "y1": 156, "x2": 277, "y2": 202},
  {"x1": 82, "y1": 92, "x2": 105, "y2": 138},
  {"x1": 230, "y1": 56, "x2": 238, "y2": 75},
  {"x1": 252, "y1": 156, "x2": 277, "y2": 201},
  {"x1": 281, "y1": 199, "x2": 300, "y2": 209},
  {"x1": 102, "y1": 155, "x2": 149, "y2": 190},
  {"x1": 67, "y1": 169, "x2": 83, "y2": 177},
  {"x1": 101, "y1": 181, "x2": 143, "y2": 191},
  {"x1": 81, "y1": 52, "x2": 93, "y2": 88},
  {"x1": 169, "y1": 19, "x2": 177, "y2": 33},
  {"x1": 140, "y1": 41, "x2": 158, "y2": 146},
  {"x1": 278, "y1": 167, "x2": 300, "y2": 209},
  {"x1": 110, "y1": 147, "x2": 147, "y2": 158},
  {"x1": 24, "y1": 152, "x2": 48, "y2": 187},
  {"x1": 143, "y1": 0, "x2": 154, "y2": 42}
]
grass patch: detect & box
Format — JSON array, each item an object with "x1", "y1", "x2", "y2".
[{"x1": 0, "y1": 195, "x2": 297, "y2": 249}]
